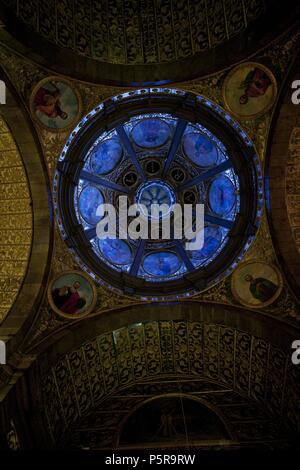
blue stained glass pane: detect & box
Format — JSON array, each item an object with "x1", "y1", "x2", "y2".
[
  {"x1": 190, "y1": 226, "x2": 223, "y2": 260},
  {"x1": 79, "y1": 185, "x2": 104, "y2": 225},
  {"x1": 90, "y1": 139, "x2": 123, "y2": 175},
  {"x1": 208, "y1": 175, "x2": 236, "y2": 216},
  {"x1": 131, "y1": 118, "x2": 170, "y2": 148},
  {"x1": 183, "y1": 132, "x2": 218, "y2": 167},
  {"x1": 98, "y1": 238, "x2": 132, "y2": 265},
  {"x1": 143, "y1": 252, "x2": 181, "y2": 277}
]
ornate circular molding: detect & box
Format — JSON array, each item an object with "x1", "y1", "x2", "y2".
[
  {"x1": 47, "y1": 270, "x2": 97, "y2": 320},
  {"x1": 29, "y1": 76, "x2": 82, "y2": 132},
  {"x1": 222, "y1": 62, "x2": 277, "y2": 120},
  {"x1": 53, "y1": 88, "x2": 263, "y2": 299},
  {"x1": 231, "y1": 260, "x2": 283, "y2": 308}
]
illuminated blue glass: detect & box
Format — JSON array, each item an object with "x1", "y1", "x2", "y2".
[
  {"x1": 191, "y1": 226, "x2": 223, "y2": 260},
  {"x1": 90, "y1": 139, "x2": 123, "y2": 175},
  {"x1": 183, "y1": 132, "x2": 218, "y2": 167},
  {"x1": 98, "y1": 238, "x2": 132, "y2": 265},
  {"x1": 208, "y1": 175, "x2": 236, "y2": 216},
  {"x1": 79, "y1": 185, "x2": 104, "y2": 225},
  {"x1": 143, "y1": 252, "x2": 181, "y2": 277},
  {"x1": 136, "y1": 180, "x2": 176, "y2": 219},
  {"x1": 53, "y1": 88, "x2": 263, "y2": 297},
  {"x1": 131, "y1": 118, "x2": 170, "y2": 148}
]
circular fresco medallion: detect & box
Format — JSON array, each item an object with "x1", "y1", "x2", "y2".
[
  {"x1": 30, "y1": 77, "x2": 82, "y2": 131},
  {"x1": 231, "y1": 261, "x2": 283, "y2": 308},
  {"x1": 48, "y1": 271, "x2": 97, "y2": 319},
  {"x1": 222, "y1": 62, "x2": 277, "y2": 119}
]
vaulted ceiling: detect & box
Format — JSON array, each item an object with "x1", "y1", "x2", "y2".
[
  {"x1": 18, "y1": 303, "x2": 300, "y2": 449},
  {"x1": 0, "y1": 1, "x2": 300, "y2": 451},
  {"x1": 2, "y1": 0, "x2": 266, "y2": 64},
  {"x1": 0, "y1": 0, "x2": 299, "y2": 83}
]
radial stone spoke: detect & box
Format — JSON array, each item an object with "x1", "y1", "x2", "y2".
[
  {"x1": 176, "y1": 159, "x2": 233, "y2": 192},
  {"x1": 116, "y1": 125, "x2": 146, "y2": 180},
  {"x1": 80, "y1": 170, "x2": 131, "y2": 194},
  {"x1": 204, "y1": 213, "x2": 234, "y2": 229},
  {"x1": 162, "y1": 119, "x2": 188, "y2": 177},
  {"x1": 85, "y1": 227, "x2": 97, "y2": 240},
  {"x1": 174, "y1": 240, "x2": 195, "y2": 272},
  {"x1": 130, "y1": 239, "x2": 146, "y2": 275}
]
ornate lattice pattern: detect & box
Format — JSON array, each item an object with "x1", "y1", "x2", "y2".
[
  {"x1": 0, "y1": 117, "x2": 32, "y2": 324},
  {"x1": 42, "y1": 320, "x2": 300, "y2": 444},
  {"x1": 1, "y1": 0, "x2": 265, "y2": 64}
]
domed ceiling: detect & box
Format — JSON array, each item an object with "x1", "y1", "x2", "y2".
[
  {"x1": 2, "y1": 0, "x2": 265, "y2": 64},
  {"x1": 54, "y1": 88, "x2": 262, "y2": 298},
  {"x1": 0, "y1": 0, "x2": 299, "y2": 83}
]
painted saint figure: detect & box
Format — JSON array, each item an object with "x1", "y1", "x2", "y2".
[
  {"x1": 52, "y1": 281, "x2": 86, "y2": 314},
  {"x1": 52, "y1": 284, "x2": 71, "y2": 310},
  {"x1": 244, "y1": 274, "x2": 278, "y2": 303},
  {"x1": 239, "y1": 67, "x2": 272, "y2": 105},
  {"x1": 34, "y1": 82, "x2": 68, "y2": 120}
]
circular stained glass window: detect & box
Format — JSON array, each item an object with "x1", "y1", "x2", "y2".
[{"x1": 53, "y1": 88, "x2": 263, "y2": 299}]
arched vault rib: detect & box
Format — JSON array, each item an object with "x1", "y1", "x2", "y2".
[
  {"x1": 0, "y1": 72, "x2": 52, "y2": 400},
  {"x1": 35, "y1": 304, "x2": 300, "y2": 448}
]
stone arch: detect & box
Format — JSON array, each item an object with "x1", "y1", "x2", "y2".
[
  {"x1": 266, "y1": 53, "x2": 300, "y2": 298},
  {"x1": 28, "y1": 302, "x2": 300, "y2": 448},
  {"x1": 0, "y1": 67, "x2": 52, "y2": 396},
  {"x1": 115, "y1": 393, "x2": 235, "y2": 448}
]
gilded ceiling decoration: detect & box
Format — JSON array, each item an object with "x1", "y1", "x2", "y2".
[
  {"x1": 0, "y1": 14, "x2": 298, "y2": 353},
  {"x1": 1, "y1": 0, "x2": 265, "y2": 65},
  {"x1": 287, "y1": 125, "x2": 300, "y2": 254},
  {"x1": 0, "y1": 116, "x2": 32, "y2": 324},
  {"x1": 41, "y1": 319, "x2": 300, "y2": 446},
  {"x1": 0, "y1": 0, "x2": 300, "y2": 453}
]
